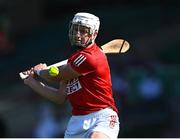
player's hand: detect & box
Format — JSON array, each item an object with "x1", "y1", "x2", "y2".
[
  {"x1": 21, "y1": 63, "x2": 47, "y2": 79},
  {"x1": 33, "y1": 63, "x2": 47, "y2": 71},
  {"x1": 22, "y1": 67, "x2": 35, "y2": 78},
  {"x1": 32, "y1": 63, "x2": 47, "y2": 76},
  {"x1": 24, "y1": 75, "x2": 37, "y2": 86}
]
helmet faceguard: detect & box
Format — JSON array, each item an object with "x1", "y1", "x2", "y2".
[{"x1": 69, "y1": 12, "x2": 100, "y2": 48}]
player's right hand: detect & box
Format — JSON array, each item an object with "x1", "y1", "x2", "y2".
[
  {"x1": 22, "y1": 67, "x2": 35, "y2": 78},
  {"x1": 20, "y1": 63, "x2": 47, "y2": 80}
]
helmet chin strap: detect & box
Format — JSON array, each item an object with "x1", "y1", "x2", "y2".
[
  {"x1": 81, "y1": 37, "x2": 93, "y2": 48},
  {"x1": 83, "y1": 31, "x2": 97, "y2": 48},
  {"x1": 72, "y1": 40, "x2": 93, "y2": 51}
]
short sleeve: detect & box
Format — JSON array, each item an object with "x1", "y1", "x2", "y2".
[{"x1": 70, "y1": 53, "x2": 96, "y2": 75}]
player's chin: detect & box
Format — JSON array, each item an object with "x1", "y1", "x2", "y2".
[{"x1": 74, "y1": 41, "x2": 81, "y2": 45}]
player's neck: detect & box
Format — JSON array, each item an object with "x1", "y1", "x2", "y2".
[{"x1": 86, "y1": 42, "x2": 95, "y2": 48}]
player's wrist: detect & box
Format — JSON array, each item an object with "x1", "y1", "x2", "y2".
[
  {"x1": 33, "y1": 70, "x2": 42, "y2": 78},
  {"x1": 35, "y1": 70, "x2": 41, "y2": 76}
]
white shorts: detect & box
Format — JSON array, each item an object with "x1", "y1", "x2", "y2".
[{"x1": 64, "y1": 108, "x2": 120, "y2": 139}]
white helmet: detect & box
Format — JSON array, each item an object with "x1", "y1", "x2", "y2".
[{"x1": 69, "y1": 12, "x2": 100, "y2": 47}]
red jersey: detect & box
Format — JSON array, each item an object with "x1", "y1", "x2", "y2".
[{"x1": 67, "y1": 43, "x2": 117, "y2": 115}]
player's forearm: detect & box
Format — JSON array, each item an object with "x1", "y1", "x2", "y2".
[{"x1": 27, "y1": 79, "x2": 66, "y2": 104}]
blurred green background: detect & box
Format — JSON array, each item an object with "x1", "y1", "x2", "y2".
[{"x1": 0, "y1": 0, "x2": 180, "y2": 137}]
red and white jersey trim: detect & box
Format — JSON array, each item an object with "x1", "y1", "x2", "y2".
[{"x1": 73, "y1": 54, "x2": 86, "y2": 67}]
